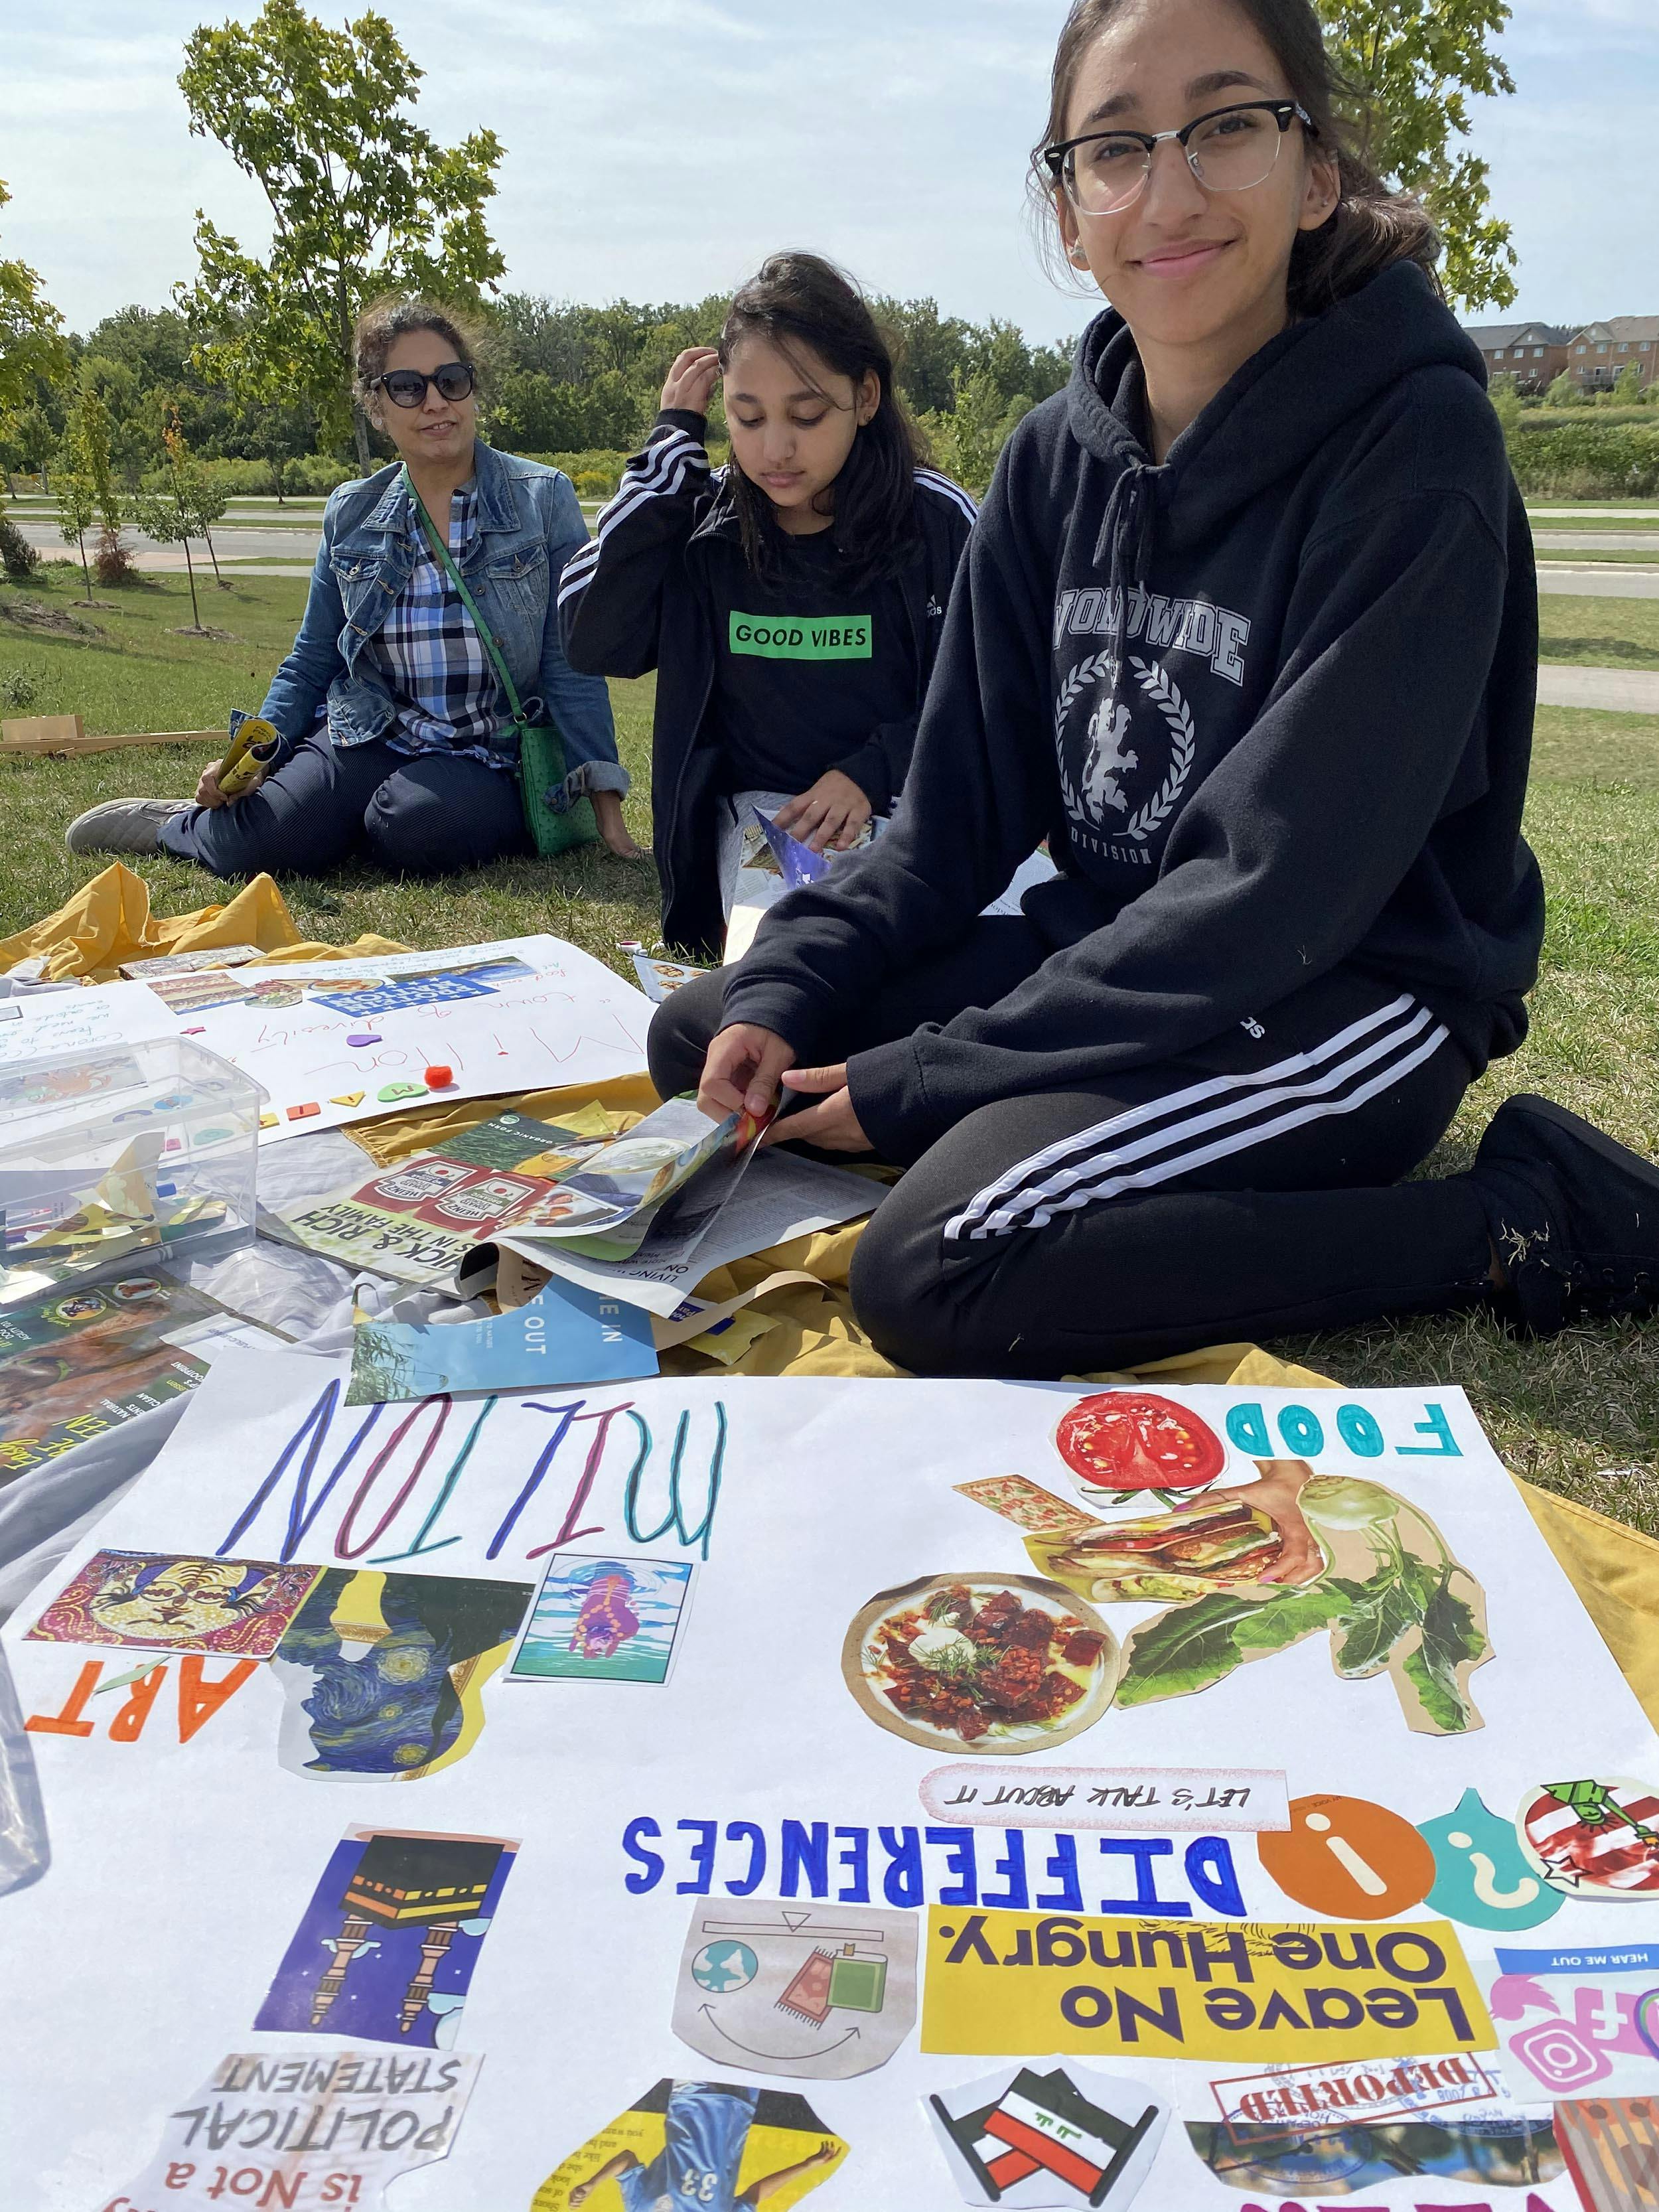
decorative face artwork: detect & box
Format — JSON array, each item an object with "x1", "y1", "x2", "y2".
[{"x1": 27, "y1": 1550, "x2": 321, "y2": 1658}]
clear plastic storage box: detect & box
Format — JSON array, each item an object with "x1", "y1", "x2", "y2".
[{"x1": 0, "y1": 1036, "x2": 265, "y2": 1303}]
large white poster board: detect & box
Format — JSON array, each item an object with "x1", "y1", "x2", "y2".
[
  {"x1": 3, "y1": 1358, "x2": 1656, "y2": 2210},
  {"x1": 133, "y1": 937, "x2": 653, "y2": 1143}
]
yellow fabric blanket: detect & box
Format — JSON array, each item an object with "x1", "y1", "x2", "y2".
[
  {"x1": 0, "y1": 863, "x2": 407, "y2": 981},
  {"x1": 6, "y1": 880, "x2": 1654, "y2": 1724}
]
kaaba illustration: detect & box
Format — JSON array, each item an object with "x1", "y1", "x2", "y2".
[
  {"x1": 255, "y1": 1824, "x2": 517, "y2": 2045},
  {"x1": 311, "y1": 1832, "x2": 506, "y2": 2035}
]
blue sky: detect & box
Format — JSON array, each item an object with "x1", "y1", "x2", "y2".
[{"x1": 5, "y1": 0, "x2": 1654, "y2": 347}]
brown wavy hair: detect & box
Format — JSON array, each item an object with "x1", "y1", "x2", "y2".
[
  {"x1": 1029, "y1": 0, "x2": 1441, "y2": 317},
  {"x1": 352, "y1": 297, "x2": 486, "y2": 415}
]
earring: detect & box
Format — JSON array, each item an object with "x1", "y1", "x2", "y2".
[{"x1": 1069, "y1": 246, "x2": 1090, "y2": 267}]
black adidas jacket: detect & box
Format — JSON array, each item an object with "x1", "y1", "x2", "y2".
[
  {"x1": 720, "y1": 262, "x2": 1546, "y2": 1164},
  {"x1": 559, "y1": 409, "x2": 976, "y2": 960}
]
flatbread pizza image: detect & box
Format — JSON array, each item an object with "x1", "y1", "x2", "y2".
[{"x1": 842, "y1": 1573, "x2": 1119, "y2": 1755}]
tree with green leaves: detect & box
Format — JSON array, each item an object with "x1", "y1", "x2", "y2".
[
  {"x1": 133, "y1": 411, "x2": 215, "y2": 632},
  {"x1": 1546, "y1": 370, "x2": 1581, "y2": 408},
  {"x1": 66, "y1": 380, "x2": 128, "y2": 585},
  {"x1": 0, "y1": 180, "x2": 70, "y2": 452},
  {"x1": 1613, "y1": 360, "x2": 1644, "y2": 406},
  {"x1": 1318, "y1": 0, "x2": 1516, "y2": 312},
  {"x1": 176, "y1": 0, "x2": 505, "y2": 473},
  {"x1": 54, "y1": 467, "x2": 98, "y2": 601},
  {"x1": 920, "y1": 372, "x2": 1034, "y2": 499}
]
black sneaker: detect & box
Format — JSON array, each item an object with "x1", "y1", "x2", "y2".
[{"x1": 1471, "y1": 1092, "x2": 1659, "y2": 1333}]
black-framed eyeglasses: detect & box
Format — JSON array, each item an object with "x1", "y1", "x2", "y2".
[
  {"x1": 372, "y1": 361, "x2": 476, "y2": 409},
  {"x1": 1044, "y1": 100, "x2": 1315, "y2": 216}
]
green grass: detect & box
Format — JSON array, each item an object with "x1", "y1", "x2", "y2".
[
  {"x1": 1535, "y1": 549, "x2": 1659, "y2": 567},
  {"x1": 1530, "y1": 510, "x2": 1659, "y2": 526},
  {"x1": 1538, "y1": 595, "x2": 1659, "y2": 670},
  {"x1": 2, "y1": 571, "x2": 1658, "y2": 1530}
]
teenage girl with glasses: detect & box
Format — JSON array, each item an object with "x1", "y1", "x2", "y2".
[
  {"x1": 67, "y1": 298, "x2": 641, "y2": 873},
  {"x1": 559, "y1": 252, "x2": 977, "y2": 962},
  {"x1": 651, "y1": 0, "x2": 1659, "y2": 1374}
]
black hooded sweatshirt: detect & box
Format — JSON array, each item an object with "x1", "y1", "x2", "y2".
[{"x1": 721, "y1": 261, "x2": 1545, "y2": 1165}]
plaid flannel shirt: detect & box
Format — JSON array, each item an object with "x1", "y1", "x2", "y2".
[{"x1": 363, "y1": 485, "x2": 517, "y2": 771}]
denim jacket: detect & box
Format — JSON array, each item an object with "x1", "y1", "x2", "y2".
[{"x1": 260, "y1": 441, "x2": 627, "y2": 807}]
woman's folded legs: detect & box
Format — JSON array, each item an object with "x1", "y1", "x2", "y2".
[{"x1": 156, "y1": 733, "x2": 531, "y2": 877}]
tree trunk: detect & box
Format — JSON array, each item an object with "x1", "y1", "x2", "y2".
[
  {"x1": 353, "y1": 404, "x2": 374, "y2": 477},
  {"x1": 204, "y1": 525, "x2": 225, "y2": 585},
  {"x1": 77, "y1": 533, "x2": 92, "y2": 602},
  {"x1": 271, "y1": 459, "x2": 286, "y2": 505},
  {"x1": 182, "y1": 538, "x2": 202, "y2": 631}
]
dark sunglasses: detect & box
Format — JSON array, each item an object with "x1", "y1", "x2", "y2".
[{"x1": 372, "y1": 361, "x2": 476, "y2": 409}]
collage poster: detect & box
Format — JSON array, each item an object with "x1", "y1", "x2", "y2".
[{"x1": 2, "y1": 1351, "x2": 1656, "y2": 2209}]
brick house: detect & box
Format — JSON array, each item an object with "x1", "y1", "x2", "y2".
[
  {"x1": 1565, "y1": 317, "x2": 1659, "y2": 393},
  {"x1": 1463, "y1": 321, "x2": 1573, "y2": 394}
]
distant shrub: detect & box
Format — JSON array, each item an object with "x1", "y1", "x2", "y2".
[
  {"x1": 0, "y1": 516, "x2": 40, "y2": 581},
  {"x1": 1504, "y1": 421, "x2": 1659, "y2": 496},
  {"x1": 94, "y1": 530, "x2": 139, "y2": 586},
  {"x1": 196, "y1": 454, "x2": 357, "y2": 497},
  {"x1": 0, "y1": 664, "x2": 42, "y2": 709}
]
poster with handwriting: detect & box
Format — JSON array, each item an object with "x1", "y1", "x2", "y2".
[{"x1": 4, "y1": 1355, "x2": 1657, "y2": 2208}]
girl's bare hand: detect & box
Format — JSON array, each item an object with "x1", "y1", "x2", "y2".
[
  {"x1": 774, "y1": 769, "x2": 871, "y2": 853},
  {"x1": 661, "y1": 348, "x2": 721, "y2": 415},
  {"x1": 196, "y1": 757, "x2": 264, "y2": 809},
  {"x1": 699, "y1": 1023, "x2": 796, "y2": 1122}
]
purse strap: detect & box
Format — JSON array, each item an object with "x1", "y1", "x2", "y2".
[{"x1": 401, "y1": 466, "x2": 532, "y2": 731}]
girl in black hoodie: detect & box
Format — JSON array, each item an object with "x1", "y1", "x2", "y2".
[
  {"x1": 651, "y1": 0, "x2": 1659, "y2": 1376},
  {"x1": 561, "y1": 253, "x2": 975, "y2": 960}
]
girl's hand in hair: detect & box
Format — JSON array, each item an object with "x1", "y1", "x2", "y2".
[
  {"x1": 660, "y1": 348, "x2": 721, "y2": 415},
  {"x1": 765, "y1": 1063, "x2": 869, "y2": 1153},
  {"x1": 699, "y1": 1023, "x2": 796, "y2": 1122},
  {"x1": 774, "y1": 770, "x2": 871, "y2": 854}
]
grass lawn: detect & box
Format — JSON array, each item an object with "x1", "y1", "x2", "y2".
[
  {"x1": 1537, "y1": 593, "x2": 1659, "y2": 670},
  {"x1": 1534, "y1": 550, "x2": 1659, "y2": 567},
  {"x1": 2, "y1": 570, "x2": 1657, "y2": 1532}
]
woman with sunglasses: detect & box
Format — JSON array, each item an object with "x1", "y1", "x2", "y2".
[
  {"x1": 652, "y1": 0, "x2": 1659, "y2": 1375},
  {"x1": 66, "y1": 298, "x2": 640, "y2": 872}
]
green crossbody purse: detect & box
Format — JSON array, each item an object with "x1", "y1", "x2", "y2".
[{"x1": 404, "y1": 469, "x2": 599, "y2": 856}]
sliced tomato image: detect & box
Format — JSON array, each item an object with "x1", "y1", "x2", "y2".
[{"x1": 1054, "y1": 1391, "x2": 1226, "y2": 1491}]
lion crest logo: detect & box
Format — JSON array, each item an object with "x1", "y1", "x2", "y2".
[{"x1": 1054, "y1": 648, "x2": 1197, "y2": 842}]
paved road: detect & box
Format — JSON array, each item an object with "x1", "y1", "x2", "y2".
[
  {"x1": 1536, "y1": 665, "x2": 1659, "y2": 713},
  {"x1": 1532, "y1": 531, "x2": 1659, "y2": 550},
  {"x1": 1537, "y1": 565, "x2": 1659, "y2": 598}
]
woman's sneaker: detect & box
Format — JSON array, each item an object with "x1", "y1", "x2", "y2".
[
  {"x1": 64, "y1": 798, "x2": 188, "y2": 855},
  {"x1": 1472, "y1": 1092, "x2": 1659, "y2": 1332}
]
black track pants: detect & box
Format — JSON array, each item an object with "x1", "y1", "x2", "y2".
[{"x1": 648, "y1": 919, "x2": 1498, "y2": 1378}]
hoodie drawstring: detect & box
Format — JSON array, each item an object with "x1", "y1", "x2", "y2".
[{"x1": 1090, "y1": 461, "x2": 1159, "y2": 730}]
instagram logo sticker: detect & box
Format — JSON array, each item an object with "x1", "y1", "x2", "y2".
[{"x1": 1508, "y1": 2016, "x2": 1613, "y2": 2093}]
